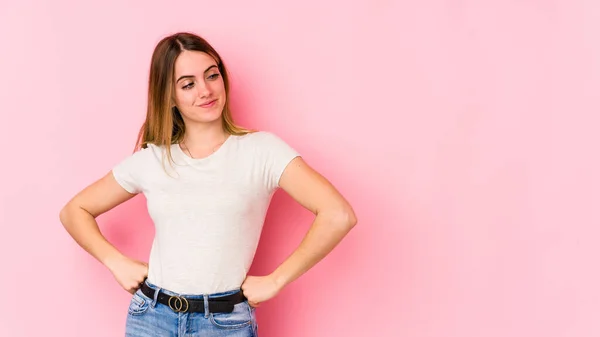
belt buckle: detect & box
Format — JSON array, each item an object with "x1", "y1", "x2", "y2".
[{"x1": 168, "y1": 295, "x2": 189, "y2": 313}]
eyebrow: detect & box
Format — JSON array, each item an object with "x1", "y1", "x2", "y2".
[{"x1": 176, "y1": 65, "x2": 218, "y2": 83}]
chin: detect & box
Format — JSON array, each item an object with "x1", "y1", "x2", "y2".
[
  {"x1": 182, "y1": 104, "x2": 225, "y2": 124},
  {"x1": 195, "y1": 112, "x2": 223, "y2": 124}
]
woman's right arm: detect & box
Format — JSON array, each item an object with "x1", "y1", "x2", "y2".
[{"x1": 59, "y1": 171, "x2": 148, "y2": 294}]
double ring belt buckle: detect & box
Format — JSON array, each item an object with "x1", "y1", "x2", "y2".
[{"x1": 168, "y1": 295, "x2": 190, "y2": 313}]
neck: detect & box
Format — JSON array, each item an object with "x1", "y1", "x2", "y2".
[{"x1": 182, "y1": 120, "x2": 228, "y2": 152}]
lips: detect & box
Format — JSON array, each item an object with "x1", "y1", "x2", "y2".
[{"x1": 199, "y1": 99, "x2": 217, "y2": 108}]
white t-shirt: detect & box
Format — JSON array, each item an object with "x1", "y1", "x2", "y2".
[{"x1": 111, "y1": 131, "x2": 300, "y2": 295}]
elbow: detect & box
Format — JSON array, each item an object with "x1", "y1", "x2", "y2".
[
  {"x1": 59, "y1": 202, "x2": 81, "y2": 227},
  {"x1": 345, "y1": 208, "x2": 358, "y2": 229},
  {"x1": 324, "y1": 206, "x2": 357, "y2": 230},
  {"x1": 60, "y1": 202, "x2": 96, "y2": 227},
  {"x1": 59, "y1": 204, "x2": 71, "y2": 227}
]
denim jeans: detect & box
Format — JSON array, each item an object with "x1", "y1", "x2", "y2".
[{"x1": 125, "y1": 280, "x2": 258, "y2": 337}]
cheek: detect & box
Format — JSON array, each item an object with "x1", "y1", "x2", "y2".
[
  {"x1": 212, "y1": 81, "x2": 226, "y2": 96},
  {"x1": 175, "y1": 90, "x2": 196, "y2": 105}
]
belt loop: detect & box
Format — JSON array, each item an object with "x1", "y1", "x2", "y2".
[
  {"x1": 152, "y1": 286, "x2": 161, "y2": 308},
  {"x1": 203, "y1": 294, "x2": 209, "y2": 318}
]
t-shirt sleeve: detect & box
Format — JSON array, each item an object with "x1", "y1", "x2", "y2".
[
  {"x1": 257, "y1": 132, "x2": 300, "y2": 192},
  {"x1": 111, "y1": 149, "x2": 146, "y2": 194}
]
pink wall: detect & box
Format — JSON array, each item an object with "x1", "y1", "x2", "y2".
[{"x1": 1, "y1": 1, "x2": 599, "y2": 336}]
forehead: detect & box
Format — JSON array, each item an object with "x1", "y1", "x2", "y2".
[{"x1": 174, "y1": 50, "x2": 217, "y2": 77}]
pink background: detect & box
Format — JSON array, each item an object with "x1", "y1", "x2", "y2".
[{"x1": 1, "y1": 1, "x2": 599, "y2": 336}]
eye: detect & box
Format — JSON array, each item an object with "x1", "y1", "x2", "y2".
[
  {"x1": 182, "y1": 82, "x2": 194, "y2": 90},
  {"x1": 207, "y1": 73, "x2": 220, "y2": 80}
]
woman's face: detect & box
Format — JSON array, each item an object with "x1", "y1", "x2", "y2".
[{"x1": 172, "y1": 50, "x2": 226, "y2": 124}]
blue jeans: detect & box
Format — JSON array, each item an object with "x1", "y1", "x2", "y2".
[{"x1": 125, "y1": 280, "x2": 259, "y2": 336}]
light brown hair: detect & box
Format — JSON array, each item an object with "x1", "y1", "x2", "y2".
[{"x1": 135, "y1": 32, "x2": 253, "y2": 164}]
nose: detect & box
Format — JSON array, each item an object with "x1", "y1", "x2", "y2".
[{"x1": 196, "y1": 80, "x2": 211, "y2": 98}]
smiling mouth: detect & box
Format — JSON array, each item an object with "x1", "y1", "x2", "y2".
[{"x1": 199, "y1": 99, "x2": 217, "y2": 107}]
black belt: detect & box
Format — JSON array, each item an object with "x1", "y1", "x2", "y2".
[{"x1": 140, "y1": 282, "x2": 246, "y2": 313}]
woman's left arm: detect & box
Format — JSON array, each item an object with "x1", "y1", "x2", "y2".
[{"x1": 242, "y1": 157, "x2": 357, "y2": 307}]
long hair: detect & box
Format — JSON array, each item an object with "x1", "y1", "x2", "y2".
[{"x1": 134, "y1": 32, "x2": 253, "y2": 164}]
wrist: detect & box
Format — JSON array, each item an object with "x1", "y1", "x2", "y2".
[
  {"x1": 102, "y1": 250, "x2": 126, "y2": 272},
  {"x1": 269, "y1": 271, "x2": 289, "y2": 291}
]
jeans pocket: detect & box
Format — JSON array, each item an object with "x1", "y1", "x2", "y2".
[
  {"x1": 209, "y1": 302, "x2": 252, "y2": 330},
  {"x1": 249, "y1": 304, "x2": 259, "y2": 336},
  {"x1": 128, "y1": 289, "x2": 150, "y2": 316}
]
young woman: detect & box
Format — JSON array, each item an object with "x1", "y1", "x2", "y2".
[{"x1": 59, "y1": 32, "x2": 357, "y2": 337}]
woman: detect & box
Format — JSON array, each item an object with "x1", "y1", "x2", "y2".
[{"x1": 59, "y1": 32, "x2": 357, "y2": 337}]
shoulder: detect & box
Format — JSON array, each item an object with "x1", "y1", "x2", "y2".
[
  {"x1": 239, "y1": 130, "x2": 291, "y2": 147},
  {"x1": 133, "y1": 143, "x2": 165, "y2": 159},
  {"x1": 241, "y1": 130, "x2": 299, "y2": 162},
  {"x1": 115, "y1": 143, "x2": 166, "y2": 166}
]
